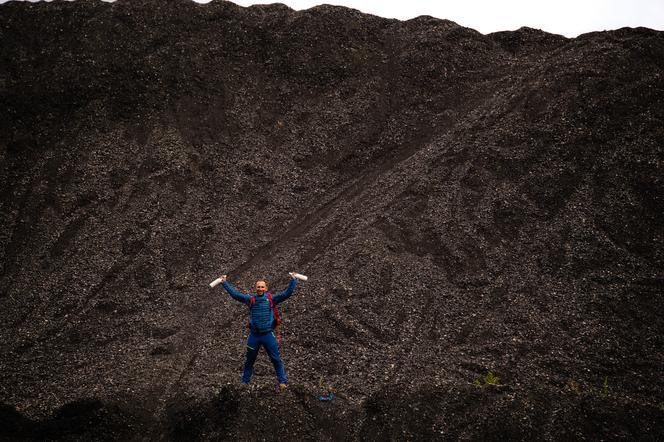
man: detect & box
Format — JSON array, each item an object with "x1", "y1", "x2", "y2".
[{"x1": 216, "y1": 273, "x2": 298, "y2": 390}]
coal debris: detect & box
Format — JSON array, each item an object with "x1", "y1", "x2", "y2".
[{"x1": 1, "y1": 0, "x2": 663, "y2": 439}]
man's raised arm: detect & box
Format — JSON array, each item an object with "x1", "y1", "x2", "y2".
[
  {"x1": 272, "y1": 273, "x2": 299, "y2": 304},
  {"x1": 218, "y1": 275, "x2": 252, "y2": 305}
]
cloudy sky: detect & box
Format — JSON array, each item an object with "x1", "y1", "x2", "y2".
[{"x1": 4, "y1": 0, "x2": 663, "y2": 37}]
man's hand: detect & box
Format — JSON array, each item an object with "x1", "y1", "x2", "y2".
[
  {"x1": 209, "y1": 275, "x2": 227, "y2": 288},
  {"x1": 289, "y1": 272, "x2": 308, "y2": 281}
]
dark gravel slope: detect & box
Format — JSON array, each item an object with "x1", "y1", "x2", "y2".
[{"x1": 1, "y1": 0, "x2": 663, "y2": 439}]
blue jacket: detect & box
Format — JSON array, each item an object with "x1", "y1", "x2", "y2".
[{"x1": 222, "y1": 279, "x2": 298, "y2": 334}]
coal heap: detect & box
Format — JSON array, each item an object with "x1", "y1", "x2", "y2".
[{"x1": 1, "y1": 0, "x2": 663, "y2": 439}]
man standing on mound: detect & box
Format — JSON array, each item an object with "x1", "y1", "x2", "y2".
[{"x1": 216, "y1": 273, "x2": 298, "y2": 390}]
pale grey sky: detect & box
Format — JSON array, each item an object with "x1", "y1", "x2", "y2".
[
  {"x1": 4, "y1": 0, "x2": 663, "y2": 37},
  {"x1": 206, "y1": 0, "x2": 664, "y2": 37}
]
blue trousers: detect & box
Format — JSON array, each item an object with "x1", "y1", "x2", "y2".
[{"x1": 242, "y1": 330, "x2": 287, "y2": 384}]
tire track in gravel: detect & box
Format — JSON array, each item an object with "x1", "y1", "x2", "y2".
[
  {"x1": 155, "y1": 84, "x2": 500, "y2": 415},
  {"x1": 13, "y1": 209, "x2": 155, "y2": 352},
  {"x1": 150, "y1": 27, "x2": 502, "y2": 418},
  {"x1": 152, "y1": 132, "x2": 439, "y2": 425}
]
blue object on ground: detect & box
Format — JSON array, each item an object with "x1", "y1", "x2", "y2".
[{"x1": 318, "y1": 393, "x2": 335, "y2": 401}]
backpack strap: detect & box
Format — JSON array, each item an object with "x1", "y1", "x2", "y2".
[
  {"x1": 267, "y1": 293, "x2": 281, "y2": 345},
  {"x1": 247, "y1": 296, "x2": 256, "y2": 330}
]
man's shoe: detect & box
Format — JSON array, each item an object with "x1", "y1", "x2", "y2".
[{"x1": 279, "y1": 383, "x2": 288, "y2": 391}]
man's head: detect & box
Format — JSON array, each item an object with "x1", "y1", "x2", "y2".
[{"x1": 255, "y1": 279, "x2": 268, "y2": 295}]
